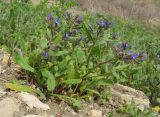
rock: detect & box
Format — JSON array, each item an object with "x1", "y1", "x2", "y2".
[
  {"x1": 23, "y1": 114, "x2": 54, "y2": 117},
  {"x1": 88, "y1": 110, "x2": 102, "y2": 117},
  {"x1": 0, "y1": 85, "x2": 6, "y2": 97},
  {"x1": 2, "y1": 53, "x2": 11, "y2": 66},
  {"x1": 108, "y1": 84, "x2": 150, "y2": 111},
  {"x1": 0, "y1": 65, "x2": 6, "y2": 74},
  {"x1": 17, "y1": 92, "x2": 50, "y2": 110},
  {"x1": 23, "y1": 115, "x2": 43, "y2": 117},
  {"x1": 0, "y1": 97, "x2": 20, "y2": 117}
]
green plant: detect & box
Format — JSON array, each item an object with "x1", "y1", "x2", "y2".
[
  {"x1": 0, "y1": 0, "x2": 160, "y2": 110},
  {"x1": 119, "y1": 103, "x2": 157, "y2": 117}
]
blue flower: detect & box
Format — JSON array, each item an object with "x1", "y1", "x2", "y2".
[
  {"x1": 100, "y1": 21, "x2": 107, "y2": 28},
  {"x1": 43, "y1": 52, "x2": 49, "y2": 58},
  {"x1": 96, "y1": 19, "x2": 110, "y2": 28},
  {"x1": 55, "y1": 18, "x2": 61, "y2": 25},
  {"x1": 132, "y1": 53, "x2": 139, "y2": 60},
  {"x1": 66, "y1": 32, "x2": 70, "y2": 39},
  {"x1": 124, "y1": 42, "x2": 129, "y2": 48},
  {"x1": 47, "y1": 14, "x2": 53, "y2": 20}
]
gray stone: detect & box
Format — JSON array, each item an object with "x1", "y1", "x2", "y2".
[
  {"x1": 17, "y1": 92, "x2": 50, "y2": 110},
  {"x1": 108, "y1": 84, "x2": 150, "y2": 111},
  {"x1": 0, "y1": 97, "x2": 20, "y2": 117},
  {"x1": 0, "y1": 85, "x2": 6, "y2": 98},
  {"x1": 2, "y1": 53, "x2": 11, "y2": 66},
  {"x1": 88, "y1": 110, "x2": 102, "y2": 117},
  {"x1": 23, "y1": 115, "x2": 54, "y2": 117}
]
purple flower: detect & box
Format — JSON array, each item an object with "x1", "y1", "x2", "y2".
[
  {"x1": 55, "y1": 18, "x2": 61, "y2": 25},
  {"x1": 101, "y1": 21, "x2": 107, "y2": 28},
  {"x1": 124, "y1": 42, "x2": 129, "y2": 48},
  {"x1": 76, "y1": 16, "x2": 83, "y2": 23},
  {"x1": 132, "y1": 53, "x2": 139, "y2": 60},
  {"x1": 96, "y1": 19, "x2": 110, "y2": 28},
  {"x1": 43, "y1": 52, "x2": 49, "y2": 58},
  {"x1": 47, "y1": 14, "x2": 53, "y2": 20},
  {"x1": 66, "y1": 32, "x2": 70, "y2": 39}
]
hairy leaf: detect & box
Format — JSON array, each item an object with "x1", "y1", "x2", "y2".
[
  {"x1": 63, "y1": 79, "x2": 82, "y2": 85},
  {"x1": 41, "y1": 69, "x2": 55, "y2": 91},
  {"x1": 14, "y1": 55, "x2": 34, "y2": 72}
]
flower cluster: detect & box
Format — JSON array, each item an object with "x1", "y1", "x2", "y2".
[
  {"x1": 96, "y1": 19, "x2": 111, "y2": 29},
  {"x1": 45, "y1": 13, "x2": 146, "y2": 64},
  {"x1": 116, "y1": 42, "x2": 145, "y2": 62}
]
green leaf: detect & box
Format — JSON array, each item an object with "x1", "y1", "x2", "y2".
[
  {"x1": 49, "y1": 50, "x2": 69, "y2": 57},
  {"x1": 41, "y1": 69, "x2": 55, "y2": 91},
  {"x1": 85, "y1": 89, "x2": 100, "y2": 96},
  {"x1": 95, "y1": 31, "x2": 111, "y2": 46},
  {"x1": 63, "y1": 79, "x2": 82, "y2": 85},
  {"x1": 96, "y1": 80, "x2": 110, "y2": 86},
  {"x1": 5, "y1": 83, "x2": 46, "y2": 100},
  {"x1": 75, "y1": 47, "x2": 86, "y2": 63},
  {"x1": 112, "y1": 69, "x2": 120, "y2": 79},
  {"x1": 71, "y1": 98, "x2": 81, "y2": 108},
  {"x1": 115, "y1": 64, "x2": 130, "y2": 70},
  {"x1": 121, "y1": 71, "x2": 127, "y2": 77},
  {"x1": 51, "y1": 93, "x2": 81, "y2": 108},
  {"x1": 59, "y1": 56, "x2": 71, "y2": 70},
  {"x1": 89, "y1": 46, "x2": 101, "y2": 56},
  {"x1": 5, "y1": 83, "x2": 35, "y2": 93},
  {"x1": 82, "y1": 23, "x2": 93, "y2": 42},
  {"x1": 14, "y1": 55, "x2": 34, "y2": 72},
  {"x1": 35, "y1": 89, "x2": 46, "y2": 100},
  {"x1": 20, "y1": 39, "x2": 29, "y2": 54},
  {"x1": 66, "y1": 61, "x2": 78, "y2": 79},
  {"x1": 40, "y1": 38, "x2": 48, "y2": 49},
  {"x1": 55, "y1": 33, "x2": 63, "y2": 43}
]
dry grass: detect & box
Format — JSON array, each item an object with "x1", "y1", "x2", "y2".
[{"x1": 77, "y1": 0, "x2": 160, "y2": 24}]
